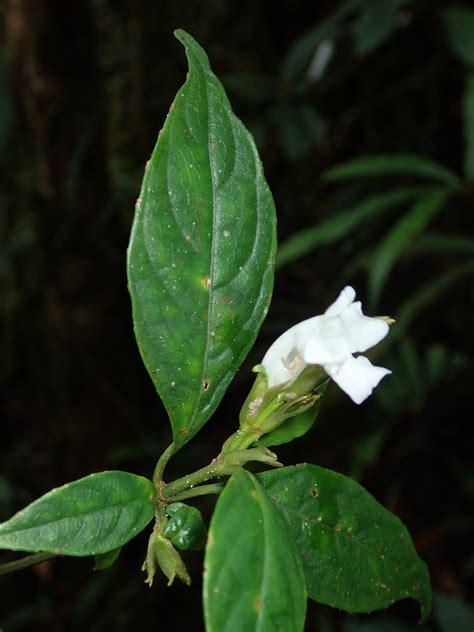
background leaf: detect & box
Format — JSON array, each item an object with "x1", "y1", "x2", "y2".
[
  {"x1": 352, "y1": 0, "x2": 409, "y2": 57},
  {"x1": 276, "y1": 187, "x2": 425, "y2": 268},
  {"x1": 0, "y1": 472, "x2": 154, "y2": 556},
  {"x1": 323, "y1": 155, "x2": 460, "y2": 188},
  {"x1": 443, "y1": 6, "x2": 474, "y2": 66},
  {"x1": 258, "y1": 464, "x2": 431, "y2": 621},
  {"x1": 368, "y1": 188, "x2": 451, "y2": 307},
  {"x1": 127, "y1": 30, "x2": 276, "y2": 451},
  {"x1": 204, "y1": 468, "x2": 306, "y2": 632},
  {"x1": 463, "y1": 72, "x2": 474, "y2": 180},
  {"x1": 433, "y1": 592, "x2": 474, "y2": 632}
]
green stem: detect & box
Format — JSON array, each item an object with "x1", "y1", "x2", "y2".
[
  {"x1": 162, "y1": 447, "x2": 281, "y2": 500},
  {"x1": 0, "y1": 552, "x2": 56, "y2": 576},
  {"x1": 162, "y1": 458, "x2": 228, "y2": 499},
  {"x1": 166, "y1": 483, "x2": 224, "y2": 502},
  {"x1": 153, "y1": 443, "x2": 175, "y2": 488}
]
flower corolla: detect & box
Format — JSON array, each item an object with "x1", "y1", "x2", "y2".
[{"x1": 261, "y1": 286, "x2": 391, "y2": 404}]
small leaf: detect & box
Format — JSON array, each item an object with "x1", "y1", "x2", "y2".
[
  {"x1": 258, "y1": 464, "x2": 431, "y2": 621},
  {"x1": 368, "y1": 188, "x2": 451, "y2": 307},
  {"x1": 127, "y1": 30, "x2": 276, "y2": 451},
  {"x1": 94, "y1": 547, "x2": 121, "y2": 570},
  {"x1": 204, "y1": 468, "x2": 306, "y2": 632},
  {"x1": 0, "y1": 471, "x2": 155, "y2": 556},
  {"x1": 443, "y1": 6, "x2": 474, "y2": 67},
  {"x1": 276, "y1": 187, "x2": 425, "y2": 268},
  {"x1": 323, "y1": 155, "x2": 460, "y2": 188},
  {"x1": 258, "y1": 382, "x2": 327, "y2": 448}
]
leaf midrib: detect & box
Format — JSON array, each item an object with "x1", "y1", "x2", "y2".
[{"x1": 185, "y1": 57, "x2": 221, "y2": 438}]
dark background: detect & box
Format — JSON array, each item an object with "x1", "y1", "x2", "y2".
[{"x1": 0, "y1": 1, "x2": 473, "y2": 630}]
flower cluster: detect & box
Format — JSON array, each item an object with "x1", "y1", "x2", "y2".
[{"x1": 261, "y1": 286, "x2": 391, "y2": 404}]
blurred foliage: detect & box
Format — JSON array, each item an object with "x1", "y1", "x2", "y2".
[{"x1": 0, "y1": 0, "x2": 473, "y2": 630}]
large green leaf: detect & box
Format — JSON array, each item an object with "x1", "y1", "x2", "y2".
[
  {"x1": 127, "y1": 30, "x2": 276, "y2": 451},
  {"x1": 276, "y1": 187, "x2": 425, "y2": 268},
  {"x1": 0, "y1": 471, "x2": 155, "y2": 556},
  {"x1": 323, "y1": 155, "x2": 460, "y2": 188},
  {"x1": 204, "y1": 468, "x2": 306, "y2": 632},
  {"x1": 258, "y1": 464, "x2": 431, "y2": 621},
  {"x1": 368, "y1": 188, "x2": 451, "y2": 308}
]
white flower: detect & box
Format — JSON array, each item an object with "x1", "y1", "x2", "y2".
[{"x1": 261, "y1": 286, "x2": 391, "y2": 404}]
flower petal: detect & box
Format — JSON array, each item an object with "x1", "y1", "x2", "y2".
[
  {"x1": 324, "y1": 355, "x2": 391, "y2": 404},
  {"x1": 324, "y1": 286, "x2": 356, "y2": 317},
  {"x1": 261, "y1": 315, "x2": 323, "y2": 387},
  {"x1": 333, "y1": 302, "x2": 390, "y2": 353},
  {"x1": 304, "y1": 306, "x2": 389, "y2": 365}
]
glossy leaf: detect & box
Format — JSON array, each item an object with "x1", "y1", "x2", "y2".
[
  {"x1": 258, "y1": 464, "x2": 431, "y2": 621},
  {"x1": 127, "y1": 30, "x2": 276, "y2": 451},
  {"x1": 277, "y1": 187, "x2": 425, "y2": 268},
  {"x1": 0, "y1": 471, "x2": 155, "y2": 556},
  {"x1": 258, "y1": 382, "x2": 327, "y2": 448},
  {"x1": 204, "y1": 468, "x2": 306, "y2": 632},
  {"x1": 323, "y1": 155, "x2": 460, "y2": 188},
  {"x1": 368, "y1": 188, "x2": 451, "y2": 308}
]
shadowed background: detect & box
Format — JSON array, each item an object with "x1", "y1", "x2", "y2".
[{"x1": 0, "y1": 1, "x2": 473, "y2": 630}]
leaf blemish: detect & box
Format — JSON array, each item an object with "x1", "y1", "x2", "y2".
[
  {"x1": 203, "y1": 276, "x2": 210, "y2": 289},
  {"x1": 310, "y1": 489, "x2": 318, "y2": 497},
  {"x1": 254, "y1": 596, "x2": 262, "y2": 612},
  {"x1": 203, "y1": 380, "x2": 209, "y2": 390},
  {"x1": 179, "y1": 428, "x2": 189, "y2": 436}
]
